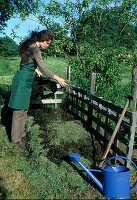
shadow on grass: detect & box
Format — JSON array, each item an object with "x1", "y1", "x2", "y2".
[
  {"x1": 62, "y1": 155, "x2": 103, "y2": 194},
  {"x1": 0, "y1": 85, "x2": 12, "y2": 141},
  {"x1": 44, "y1": 138, "x2": 103, "y2": 193},
  {"x1": 0, "y1": 177, "x2": 8, "y2": 200}
]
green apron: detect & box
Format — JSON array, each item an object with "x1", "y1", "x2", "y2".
[{"x1": 8, "y1": 62, "x2": 36, "y2": 110}]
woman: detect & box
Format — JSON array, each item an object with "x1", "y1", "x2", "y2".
[{"x1": 8, "y1": 30, "x2": 67, "y2": 149}]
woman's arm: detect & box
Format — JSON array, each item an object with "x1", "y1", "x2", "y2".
[
  {"x1": 33, "y1": 46, "x2": 67, "y2": 87},
  {"x1": 33, "y1": 47, "x2": 55, "y2": 78}
]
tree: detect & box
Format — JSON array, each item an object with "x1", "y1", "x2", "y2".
[
  {"x1": 0, "y1": 0, "x2": 39, "y2": 32},
  {"x1": 0, "y1": 36, "x2": 19, "y2": 56},
  {"x1": 34, "y1": 0, "x2": 136, "y2": 53},
  {"x1": 75, "y1": 5, "x2": 137, "y2": 49}
]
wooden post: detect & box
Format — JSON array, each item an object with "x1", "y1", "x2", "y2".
[
  {"x1": 65, "y1": 67, "x2": 67, "y2": 80},
  {"x1": 90, "y1": 73, "x2": 96, "y2": 94},
  {"x1": 132, "y1": 82, "x2": 137, "y2": 112},
  {"x1": 97, "y1": 99, "x2": 102, "y2": 134},
  {"x1": 104, "y1": 101, "x2": 111, "y2": 141},
  {"x1": 81, "y1": 93, "x2": 85, "y2": 120},
  {"x1": 127, "y1": 112, "x2": 137, "y2": 168},
  {"x1": 65, "y1": 66, "x2": 71, "y2": 81},
  {"x1": 54, "y1": 93, "x2": 57, "y2": 109}
]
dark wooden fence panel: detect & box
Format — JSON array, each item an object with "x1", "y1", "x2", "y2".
[{"x1": 68, "y1": 86, "x2": 137, "y2": 161}]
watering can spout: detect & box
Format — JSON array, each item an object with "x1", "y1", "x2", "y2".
[
  {"x1": 69, "y1": 153, "x2": 103, "y2": 191},
  {"x1": 69, "y1": 153, "x2": 80, "y2": 162}
]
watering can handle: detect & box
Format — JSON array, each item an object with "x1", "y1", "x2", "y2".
[{"x1": 101, "y1": 156, "x2": 137, "y2": 190}]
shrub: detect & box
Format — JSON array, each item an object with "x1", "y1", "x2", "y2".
[{"x1": 69, "y1": 46, "x2": 122, "y2": 90}]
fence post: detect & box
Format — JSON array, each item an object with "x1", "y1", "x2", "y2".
[
  {"x1": 90, "y1": 72, "x2": 96, "y2": 94},
  {"x1": 132, "y1": 82, "x2": 137, "y2": 112},
  {"x1": 97, "y1": 97, "x2": 102, "y2": 134},
  {"x1": 65, "y1": 66, "x2": 71, "y2": 81},
  {"x1": 126, "y1": 82, "x2": 137, "y2": 167},
  {"x1": 127, "y1": 112, "x2": 137, "y2": 167},
  {"x1": 104, "y1": 101, "x2": 111, "y2": 142}
]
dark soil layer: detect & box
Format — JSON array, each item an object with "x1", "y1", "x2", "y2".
[
  {"x1": 29, "y1": 107, "x2": 102, "y2": 164},
  {"x1": 28, "y1": 107, "x2": 137, "y2": 199}
]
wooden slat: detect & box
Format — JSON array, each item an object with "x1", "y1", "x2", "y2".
[
  {"x1": 91, "y1": 103, "x2": 131, "y2": 127},
  {"x1": 72, "y1": 86, "x2": 87, "y2": 95},
  {"x1": 71, "y1": 88, "x2": 132, "y2": 118},
  {"x1": 69, "y1": 96, "x2": 131, "y2": 128},
  {"x1": 69, "y1": 100, "x2": 130, "y2": 145},
  {"x1": 69, "y1": 93, "x2": 90, "y2": 104},
  {"x1": 30, "y1": 99, "x2": 62, "y2": 104},
  {"x1": 54, "y1": 91, "x2": 64, "y2": 95},
  {"x1": 127, "y1": 112, "x2": 137, "y2": 165},
  {"x1": 69, "y1": 102, "x2": 89, "y2": 116},
  {"x1": 70, "y1": 91, "x2": 131, "y2": 125}
]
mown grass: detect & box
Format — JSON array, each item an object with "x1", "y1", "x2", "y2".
[
  {"x1": 0, "y1": 108, "x2": 136, "y2": 199},
  {"x1": 0, "y1": 57, "x2": 19, "y2": 76},
  {"x1": 0, "y1": 110, "x2": 105, "y2": 199},
  {"x1": 120, "y1": 66, "x2": 132, "y2": 86},
  {"x1": 44, "y1": 56, "x2": 68, "y2": 79},
  {"x1": 0, "y1": 127, "x2": 40, "y2": 199}
]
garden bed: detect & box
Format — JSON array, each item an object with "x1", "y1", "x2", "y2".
[
  {"x1": 25, "y1": 107, "x2": 137, "y2": 199},
  {"x1": 0, "y1": 86, "x2": 137, "y2": 199}
]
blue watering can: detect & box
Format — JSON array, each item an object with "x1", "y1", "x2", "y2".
[{"x1": 69, "y1": 153, "x2": 137, "y2": 199}]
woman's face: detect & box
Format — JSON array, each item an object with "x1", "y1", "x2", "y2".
[{"x1": 38, "y1": 40, "x2": 52, "y2": 49}]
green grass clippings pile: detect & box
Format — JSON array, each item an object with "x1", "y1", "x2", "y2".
[
  {"x1": 23, "y1": 108, "x2": 104, "y2": 199},
  {"x1": 0, "y1": 107, "x2": 136, "y2": 199}
]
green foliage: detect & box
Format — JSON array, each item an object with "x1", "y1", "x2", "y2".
[
  {"x1": 74, "y1": 1, "x2": 137, "y2": 49},
  {"x1": 0, "y1": 59, "x2": 11, "y2": 75},
  {"x1": 0, "y1": 36, "x2": 19, "y2": 56},
  {"x1": 0, "y1": 57, "x2": 19, "y2": 76},
  {"x1": 29, "y1": 0, "x2": 136, "y2": 98},
  {"x1": 69, "y1": 47, "x2": 122, "y2": 89},
  {"x1": 35, "y1": 0, "x2": 137, "y2": 54},
  {"x1": 0, "y1": 0, "x2": 39, "y2": 32},
  {"x1": 96, "y1": 83, "x2": 131, "y2": 107},
  {"x1": 68, "y1": 44, "x2": 135, "y2": 107}
]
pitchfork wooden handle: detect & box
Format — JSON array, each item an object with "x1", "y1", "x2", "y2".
[{"x1": 99, "y1": 98, "x2": 129, "y2": 168}]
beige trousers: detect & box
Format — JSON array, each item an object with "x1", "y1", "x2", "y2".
[{"x1": 11, "y1": 109, "x2": 28, "y2": 143}]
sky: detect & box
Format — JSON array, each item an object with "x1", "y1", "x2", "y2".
[
  {"x1": 0, "y1": 0, "x2": 71, "y2": 44},
  {"x1": 0, "y1": 15, "x2": 45, "y2": 43}
]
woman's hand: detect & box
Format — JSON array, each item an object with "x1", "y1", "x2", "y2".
[
  {"x1": 53, "y1": 75, "x2": 68, "y2": 87},
  {"x1": 35, "y1": 69, "x2": 42, "y2": 77}
]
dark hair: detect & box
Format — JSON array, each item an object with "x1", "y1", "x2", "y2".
[{"x1": 19, "y1": 30, "x2": 54, "y2": 56}]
